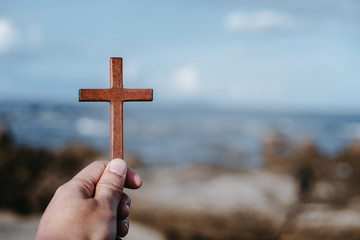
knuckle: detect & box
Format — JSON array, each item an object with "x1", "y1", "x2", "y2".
[
  {"x1": 121, "y1": 192, "x2": 129, "y2": 200},
  {"x1": 55, "y1": 183, "x2": 67, "y2": 195},
  {"x1": 122, "y1": 193, "x2": 131, "y2": 206},
  {"x1": 98, "y1": 180, "x2": 123, "y2": 196},
  {"x1": 72, "y1": 177, "x2": 95, "y2": 195},
  {"x1": 93, "y1": 160, "x2": 109, "y2": 167}
]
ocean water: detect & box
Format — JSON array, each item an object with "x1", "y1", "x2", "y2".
[{"x1": 1, "y1": 101, "x2": 360, "y2": 169}]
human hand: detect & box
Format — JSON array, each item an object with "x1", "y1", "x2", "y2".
[{"x1": 36, "y1": 158, "x2": 142, "y2": 240}]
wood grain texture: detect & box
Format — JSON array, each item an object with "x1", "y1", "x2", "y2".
[
  {"x1": 79, "y1": 57, "x2": 153, "y2": 160},
  {"x1": 111, "y1": 101, "x2": 123, "y2": 159},
  {"x1": 110, "y1": 58, "x2": 123, "y2": 88},
  {"x1": 79, "y1": 89, "x2": 153, "y2": 102}
]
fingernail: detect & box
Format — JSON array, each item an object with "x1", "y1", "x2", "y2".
[
  {"x1": 123, "y1": 218, "x2": 129, "y2": 229},
  {"x1": 134, "y1": 175, "x2": 143, "y2": 187},
  {"x1": 109, "y1": 158, "x2": 126, "y2": 176}
]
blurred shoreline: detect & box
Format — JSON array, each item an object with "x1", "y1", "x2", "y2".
[{"x1": 1, "y1": 101, "x2": 360, "y2": 168}]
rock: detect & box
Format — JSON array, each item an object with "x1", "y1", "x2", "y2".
[
  {"x1": 127, "y1": 222, "x2": 166, "y2": 240},
  {"x1": 130, "y1": 165, "x2": 298, "y2": 240},
  {"x1": 280, "y1": 199, "x2": 360, "y2": 240}
]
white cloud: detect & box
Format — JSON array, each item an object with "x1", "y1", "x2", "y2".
[
  {"x1": 225, "y1": 10, "x2": 294, "y2": 32},
  {"x1": 0, "y1": 18, "x2": 43, "y2": 53},
  {"x1": 0, "y1": 18, "x2": 17, "y2": 53},
  {"x1": 172, "y1": 66, "x2": 200, "y2": 95}
]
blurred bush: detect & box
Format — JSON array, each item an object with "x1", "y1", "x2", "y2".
[
  {"x1": 263, "y1": 131, "x2": 360, "y2": 205},
  {"x1": 0, "y1": 128, "x2": 98, "y2": 214}
]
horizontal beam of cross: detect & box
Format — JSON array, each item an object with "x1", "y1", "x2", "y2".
[{"x1": 79, "y1": 89, "x2": 153, "y2": 102}]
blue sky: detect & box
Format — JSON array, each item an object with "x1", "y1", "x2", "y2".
[{"x1": 0, "y1": 0, "x2": 360, "y2": 111}]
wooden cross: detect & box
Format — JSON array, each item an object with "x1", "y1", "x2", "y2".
[{"x1": 79, "y1": 57, "x2": 153, "y2": 160}]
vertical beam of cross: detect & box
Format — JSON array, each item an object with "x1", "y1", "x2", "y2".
[
  {"x1": 79, "y1": 57, "x2": 153, "y2": 160},
  {"x1": 110, "y1": 58, "x2": 124, "y2": 160}
]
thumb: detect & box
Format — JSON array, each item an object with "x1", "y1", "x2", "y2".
[{"x1": 95, "y1": 158, "x2": 127, "y2": 210}]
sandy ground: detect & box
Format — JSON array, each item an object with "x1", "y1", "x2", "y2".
[{"x1": 0, "y1": 211, "x2": 39, "y2": 240}]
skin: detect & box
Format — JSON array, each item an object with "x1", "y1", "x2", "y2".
[{"x1": 36, "y1": 159, "x2": 142, "y2": 240}]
